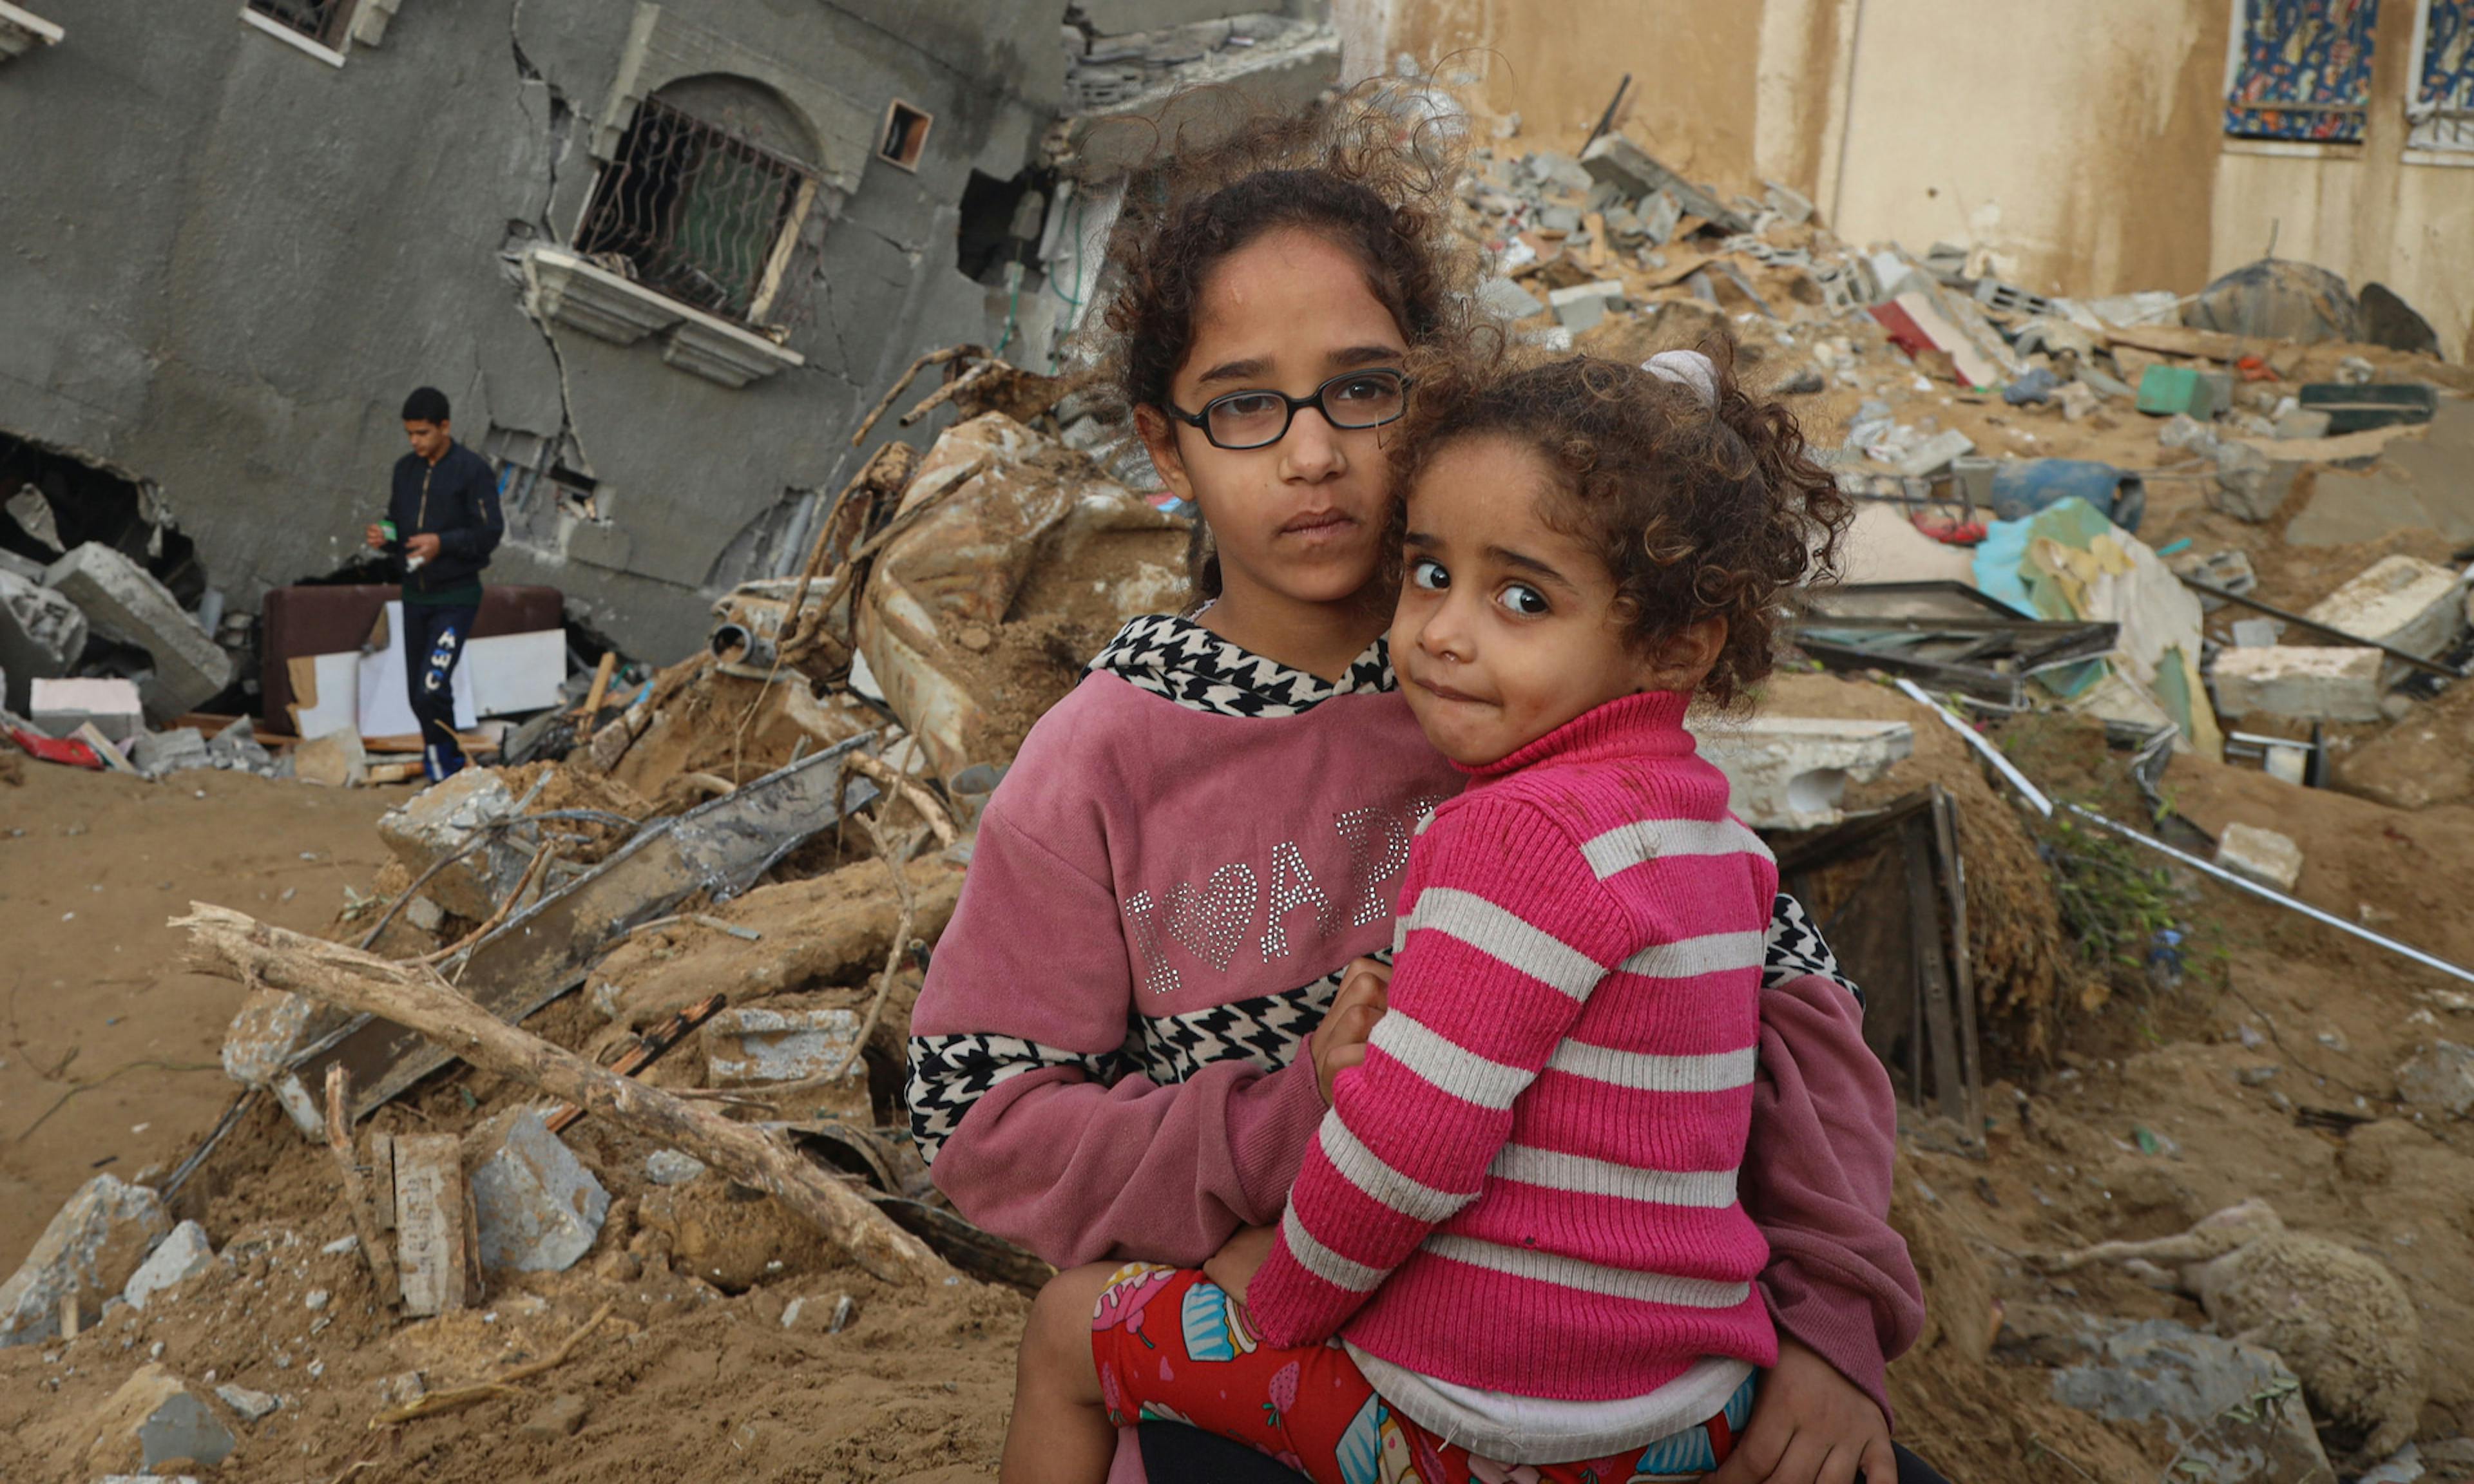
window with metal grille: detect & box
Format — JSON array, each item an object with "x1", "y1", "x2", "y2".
[
  {"x1": 244, "y1": 0, "x2": 355, "y2": 52},
  {"x1": 573, "y1": 96, "x2": 821, "y2": 330}
]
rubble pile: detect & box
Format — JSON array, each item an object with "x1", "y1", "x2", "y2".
[{"x1": 8, "y1": 115, "x2": 2474, "y2": 1484}]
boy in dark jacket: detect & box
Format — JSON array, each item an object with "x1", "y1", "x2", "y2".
[{"x1": 363, "y1": 386, "x2": 503, "y2": 781}]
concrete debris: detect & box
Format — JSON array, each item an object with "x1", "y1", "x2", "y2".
[
  {"x1": 206, "y1": 715, "x2": 278, "y2": 775},
  {"x1": 2214, "y1": 823, "x2": 2304, "y2": 893},
  {"x1": 29, "y1": 675, "x2": 142, "y2": 743},
  {"x1": 467, "y1": 1108, "x2": 610, "y2": 1274},
  {"x1": 120, "y1": 1219, "x2": 214, "y2": 1311},
  {"x1": 2303, "y1": 556, "x2": 2466, "y2": 667},
  {"x1": 374, "y1": 767, "x2": 538, "y2": 919},
  {"x1": 1547, "y1": 279, "x2": 1625, "y2": 332},
  {"x1": 84, "y1": 1364, "x2": 238, "y2": 1476},
  {"x1": 1477, "y1": 275, "x2": 1546, "y2": 321},
  {"x1": 2394, "y1": 1040, "x2": 2474, "y2": 1118},
  {"x1": 703, "y1": 1007, "x2": 870, "y2": 1118},
  {"x1": 0, "y1": 567, "x2": 88, "y2": 715},
  {"x1": 1691, "y1": 717, "x2": 1915, "y2": 830},
  {"x1": 519, "y1": 1391, "x2": 590, "y2": 1439},
  {"x1": 645, "y1": 1150, "x2": 709, "y2": 1186},
  {"x1": 131, "y1": 725, "x2": 210, "y2": 778},
  {"x1": 0, "y1": 1173, "x2": 171, "y2": 1347},
  {"x1": 2051, "y1": 1320, "x2": 2334, "y2": 1484},
  {"x1": 2209, "y1": 647, "x2": 2387, "y2": 724},
  {"x1": 1578, "y1": 133, "x2": 1750, "y2": 234},
  {"x1": 291, "y1": 727, "x2": 368, "y2": 788},
  {"x1": 43, "y1": 542, "x2": 231, "y2": 721},
  {"x1": 391, "y1": 1133, "x2": 478, "y2": 1317},
  {"x1": 213, "y1": 1382, "x2": 280, "y2": 1422}
]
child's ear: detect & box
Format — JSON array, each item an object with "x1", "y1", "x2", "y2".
[
  {"x1": 1634, "y1": 617, "x2": 1727, "y2": 694},
  {"x1": 1133, "y1": 406, "x2": 1194, "y2": 505}
]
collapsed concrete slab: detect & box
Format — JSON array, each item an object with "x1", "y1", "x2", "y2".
[
  {"x1": 2303, "y1": 555, "x2": 2466, "y2": 666},
  {"x1": 374, "y1": 767, "x2": 536, "y2": 919},
  {"x1": 1689, "y1": 717, "x2": 1914, "y2": 830},
  {"x1": 43, "y1": 543, "x2": 230, "y2": 721},
  {"x1": 468, "y1": 1108, "x2": 609, "y2": 1274},
  {"x1": 2214, "y1": 823, "x2": 2303, "y2": 893},
  {"x1": 0, "y1": 567, "x2": 86, "y2": 716},
  {"x1": 2210, "y1": 646, "x2": 2386, "y2": 723},
  {"x1": 84, "y1": 1364, "x2": 237, "y2": 1476},
  {"x1": 0, "y1": 1174, "x2": 171, "y2": 1347},
  {"x1": 120, "y1": 1219, "x2": 213, "y2": 1311}
]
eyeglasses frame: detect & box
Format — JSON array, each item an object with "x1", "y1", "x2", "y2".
[{"x1": 1162, "y1": 367, "x2": 1413, "y2": 452}]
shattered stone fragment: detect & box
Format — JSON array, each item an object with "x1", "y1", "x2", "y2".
[
  {"x1": 292, "y1": 728, "x2": 368, "y2": 788},
  {"x1": 468, "y1": 1109, "x2": 610, "y2": 1274},
  {"x1": 1690, "y1": 717, "x2": 1913, "y2": 831},
  {"x1": 2305, "y1": 555, "x2": 2466, "y2": 665},
  {"x1": 702, "y1": 1006, "x2": 870, "y2": 1118},
  {"x1": 374, "y1": 767, "x2": 535, "y2": 918},
  {"x1": 2214, "y1": 823, "x2": 2304, "y2": 893},
  {"x1": 43, "y1": 543, "x2": 231, "y2": 721},
  {"x1": 84, "y1": 1364, "x2": 238, "y2": 1476},
  {"x1": 131, "y1": 727, "x2": 210, "y2": 779},
  {"x1": 213, "y1": 1382, "x2": 279, "y2": 1422},
  {"x1": 644, "y1": 1149, "x2": 707, "y2": 1186},
  {"x1": 2051, "y1": 1319, "x2": 2333, "y2": 1484},
  {"x1": 0, "y1": 1174, "x2": 171, "y2": 1347},
  {"x1": 2210, "y1": 647, "x2": 2386, "y2": 723},
  {"x1": 0, "y1": 568, "x2": 88, "y2": 715},
  {"x1": 121, "y1": 1220, "x2": 213, "y2": 1311},
  {"x1": 2395, "y1": 1041, "x2": 2474, "y2": 1118}
]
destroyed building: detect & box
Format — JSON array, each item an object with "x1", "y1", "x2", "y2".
[{"x1": 0, "y1": 0, "x2": 1338, "y2": 663}]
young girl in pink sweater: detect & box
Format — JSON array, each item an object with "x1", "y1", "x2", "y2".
[
  {"x1": 912, "y1": 99, "x2": 1927, "y2": 1484},
  {"x1": 1001, "y1": 348, "x2": 1851, "y2": 1484}
]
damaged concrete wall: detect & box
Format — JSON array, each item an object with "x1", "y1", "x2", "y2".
[{"x1": 0, "y1": 0, "x2": 1063, "y2": 660}]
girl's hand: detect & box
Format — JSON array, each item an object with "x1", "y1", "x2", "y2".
[
  {"x1": 1709, "y1": 1340, "x2": 1895, "y2": 1484},
  {"x1": 1203, "y1": 1224, "x2": 1278, "y2": 1302},
  {"x1": 1314, "y1": 958, "x2": 1391, "y2": 1105}
]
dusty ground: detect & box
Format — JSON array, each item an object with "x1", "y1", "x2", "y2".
[{"x1": 0, "y1": 763, "x2": 401, "y2": 1266}]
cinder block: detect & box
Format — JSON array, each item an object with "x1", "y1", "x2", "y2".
[
  {"x1": 43, "y1": 544, "x2": 231, "y2": 721},
  {"x1": 0, "y1": 569, "x2": 87, "y2": 715},
  {"x1": 374, "y1": 768, "x2": 532, "y2": 918},
  {"x1": 121, "y1": 1220, "x2": 213, "y2": 1310},
  {"x1": 2303, "y1": 555, "x2": 2464, "y2": 661},
  {"x1": 1689, "y1": 717, "x2": 1914, "y2": 830},
  {"x1": 2214, "y1": 822, "x2": 2302, "y2": 893},
  {"x1": 468, "y1": 1109, "x2": 608, "y2": 1275},
  {"x1": 30, "y1": 676, "x2": 142, "y2": 743},
  {"x1": 0, "y1": 1174, "x2": 171, "y2": 1347},
  {"x1": 703, "y1": 1007, "x2": 870, "y2": 1118},
  {"x1": 2209, "y1": 647, "x2": 2386, "y2": 723}
]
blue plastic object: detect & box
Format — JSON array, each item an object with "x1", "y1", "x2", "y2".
[{"x1": 1986, "y1": 459, "x2": 2145, "y2": 532}]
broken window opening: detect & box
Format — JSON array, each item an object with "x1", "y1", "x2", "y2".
[
  {"x1": 480, "y1": 426, "x2": 602, "y2": 554},
  {"x1": 573, "y1": 94, "x2": 821, "y2": 331},
  {"x1": 243, "y1": 0, "x2": 356, "y2": 53},
  {"x1": 955, "y1": 167, "x2": 1054, "y2": 285},
  {"x1": 878, "y1": 100, "x2": 932, "y2": 172},
  {"x1": 0, "y1": 431, "x2": 202, "y2": 606}
]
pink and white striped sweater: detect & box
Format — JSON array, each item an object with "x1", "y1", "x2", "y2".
[{"x1": 1245, "y1": 690, "x2": 1779, "y2": 1400}]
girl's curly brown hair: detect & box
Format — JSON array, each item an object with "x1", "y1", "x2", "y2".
[
  {"x1": 1084, "y1": 84, "x2": 1485, "y2": 597},
  {"x1": 1392, "y1": 340, "x2": 1851, "y2": 707}
]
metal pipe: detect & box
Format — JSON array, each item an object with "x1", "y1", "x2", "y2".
[{"x1": 1894, "y1": 678, "x2": 2054, "y2": 816}]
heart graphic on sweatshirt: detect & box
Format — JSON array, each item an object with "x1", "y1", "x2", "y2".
[{"x1": 1160, "y1": 864, "x2": 1259, "y2": 974}]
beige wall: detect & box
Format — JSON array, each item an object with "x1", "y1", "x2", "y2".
[{"x1": 1348, "y1": 0, "x2": 2474, "y2": 358}]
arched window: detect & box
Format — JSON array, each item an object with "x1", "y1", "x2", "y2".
[{"x1": 575, "y1": 77, "x2": 824, "y2": 329}]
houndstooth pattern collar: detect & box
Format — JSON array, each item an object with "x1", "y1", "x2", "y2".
[{"x1": 1089, "y1": 613, "x2": 1394, "y2": 719}]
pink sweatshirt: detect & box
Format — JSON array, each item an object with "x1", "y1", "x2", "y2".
[
  {"x1": 908, "y1": 616, "x2": 1921, "y2": 1418},
  {"x1": 1246, "y1": 692, "x2": 1776, "y2": 1398}
]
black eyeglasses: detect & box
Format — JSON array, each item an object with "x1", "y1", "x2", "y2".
[{"x1": 1165, "y1": 368, "x2": 1411, "y2": 451}]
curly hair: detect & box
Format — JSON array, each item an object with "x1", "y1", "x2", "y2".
[
  {"x1": 1390, "y1": 341, "x2": 1851, "y2": 706},
  {"x1": 1084, "y1": 84, "x2": 1484, "y2": 597}
]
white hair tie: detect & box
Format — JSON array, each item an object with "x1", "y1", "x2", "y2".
[{"x1": 1642, "y1": 350, "x2": 1718, "y2": 408}]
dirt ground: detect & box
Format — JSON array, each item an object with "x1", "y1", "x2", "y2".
[{"x1": 0, "y1": 765, "x2": 401, "y2": 1266}]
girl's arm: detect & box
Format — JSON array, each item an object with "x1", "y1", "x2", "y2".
[
  {"x1": 1740, "y1": 961, "x2": 1924, "y2": 1424},
  {"x1": 908, "y1": 806, "x2": 1328, "y2": 1271}
]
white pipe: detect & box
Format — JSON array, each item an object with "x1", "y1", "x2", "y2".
[
  {"x1": 1894, "y1": 678, "x2": 2053, "y2": 816},
  {"x1": 2062, "y1": 804, "x2": 2474, "y2": 989}
]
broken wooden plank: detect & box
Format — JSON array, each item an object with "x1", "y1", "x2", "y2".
[
  {"x1": 174, "y1": 904, "x2": 953, "y2": 1286},
  {"x1": 280, "y1": 734, "x2": 879, "y2": 1123}
]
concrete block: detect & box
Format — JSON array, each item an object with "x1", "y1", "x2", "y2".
[
  {"x1": 0, "y1": 1174, "x2": 171, "y2": 1347},
  {"x1": 392, "y1": 1133, "x2": 475, "y2": 1317},
  {"x1": 1478, "y1": 276, "x2": 1546, "y2": 322},
  {"x1": 703, "y1": 1006, "x2": 870, "y2": 1118},
  {"x1": 1894, "y1": 428, "x2": 1976, "y2": 479},
  {"x1": 2304, "y1": 555, "x2": 2464, "y2": 661},
  {"x1": 1689, "y1": 717, "x2": 1915, "y2": 830},
  {"x1": 131, "y1": 727, "x2": 210, "y2": 778},
  {"x1": 213, "y1": 1382, "x2": 280, "y2": 1422},
  {"x1": 29, "y1": 675, "x2": 142, "y2": 743},
  {"x1": 2214, "y1": 823, "x2": 2302, "y2": 893},
  {"x1": 0, "y1": 568, "x2": 87, "y2": 715},
  {"x1": 2209, "y1": 442, "x2": 2302, "y2": 523},
  {"x1": 2210, "y1": 646, "x2": 2386, "y2": 723},
  {"x1": 1548, "y1": 280, "x2": 1625, "y2": 334},
  {"x1": 292, "y1": 727, "x2": 367, "y2": 788},
  {"x1": 2395, "y1": 1040, "x2": 2474, "y2": 1118},
  {"x1": 84, "y1": 1364, "x2": 236, "y2": 1475},
  {"x1": 120, "y1": 1220, "x2": 213, "y2": 1310},
  {"x1": 468, "y1": 1109, "x2": 609, "y2": 1274},
  {"x1": 374, "y1": 767, "x2": 532, "y2": 918},
  {"x1": 43, "y1": 543, "x2": 231, "y2": 721}
]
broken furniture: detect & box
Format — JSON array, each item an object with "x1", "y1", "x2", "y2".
[
  {"x1": 259, "y1": 582, "x2": 563, "y2": 735},
  {"x1": 2296, "y1": 381, "x2": 2438, "y2": 435},
  {"x1": 1774, "y1": 786, "x2": 1983, "y2": 1146},
  {"x1": 1795, "y1": 581, "x2": 2120, "y2": 707}
]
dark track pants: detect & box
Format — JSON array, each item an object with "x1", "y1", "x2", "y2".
[{"x1": 403, "y1": 600, "x2": 477, "y2": 783}]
